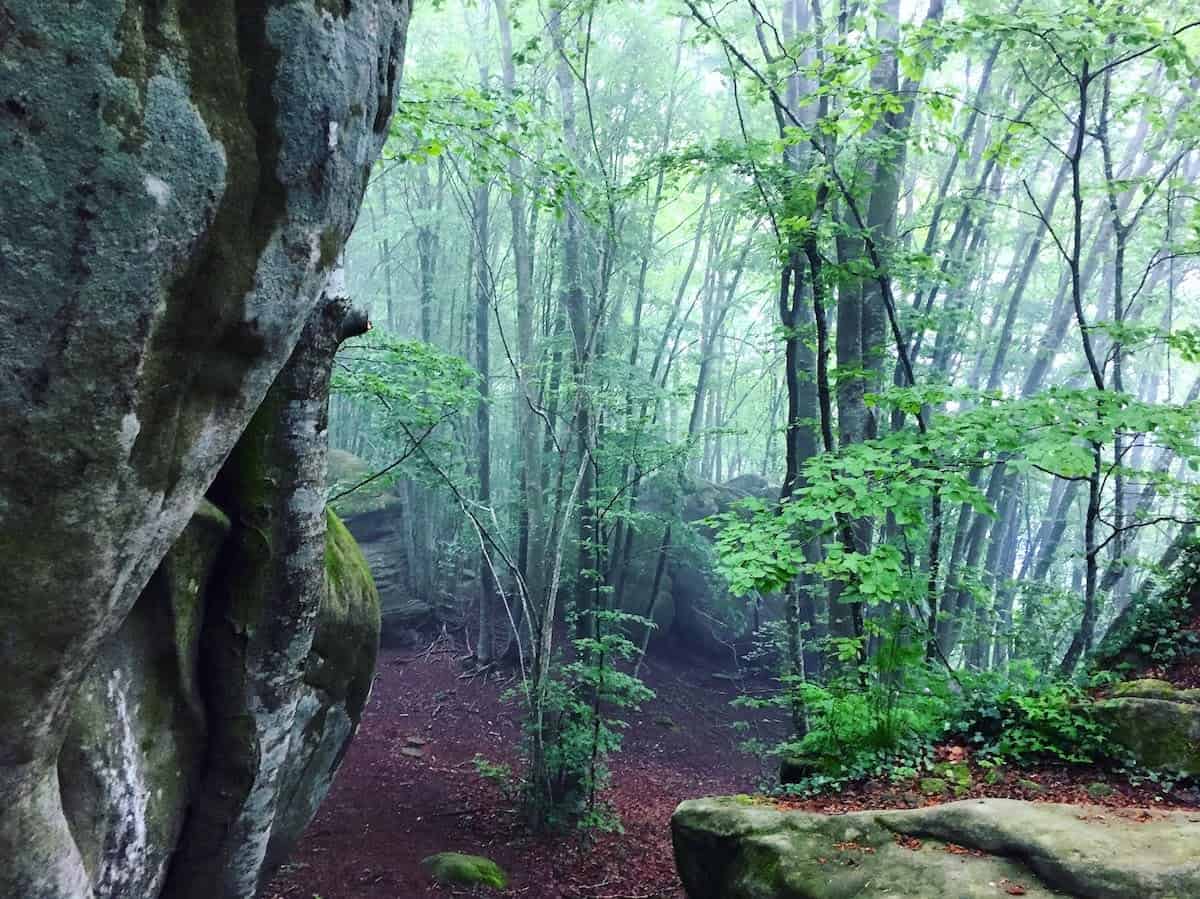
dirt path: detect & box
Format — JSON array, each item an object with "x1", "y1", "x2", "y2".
[{"x1": 266, "y1": 644, "x2": 778, "y2": 899}]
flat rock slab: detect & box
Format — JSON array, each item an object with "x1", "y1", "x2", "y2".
[{"x1": 672, "y1": 797, "x2": 1200, "y2": 899}]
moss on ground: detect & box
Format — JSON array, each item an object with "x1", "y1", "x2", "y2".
[{"x1": 421, "y1": 853, "x2": 508, "y2": 890}]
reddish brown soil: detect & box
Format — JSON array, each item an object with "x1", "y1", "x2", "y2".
[
  {"x1": 266, "y1": 644, "x2": 778, "y2": 899},
  {"x1": 267, "y1": 642, "x2": 1199, "y2": 899}
]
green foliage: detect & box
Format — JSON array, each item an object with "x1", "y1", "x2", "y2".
[
  {"x1": 776, "y1": 672, "x2": 948, "y2": 787},
  {"x1": 388, "y1": 78, "x2": 581, "y2": 208},
  {"x1": 743, "y1": 602, "x2": 1137, "y2": 793},
  {"x1": 519, "y1": 610, "x2": 655, "y2": 831},
  {"x1": 709, "y1": 384, "x2": 1199, "y2": 604},
  {"x1": 1095, "y1": 540, "x2": 1200, "y2": 669},
  {"x1": 766, "y1": 663, "x2": 1120, "y2": 794},
  {"x1": 331, "y1": 331, "x2": 479, "y2": 493},
  {"x1": 340, "y1": 0, "x2": 1200, "y2": 827},
  {"x1": 334, "y1": 331, "x2": 479, "y2": 430},
  {"x1": 472, "y1": 754, "x2": 519, "y2": 801},
  {"x1": 741, "y1": 622, "x2": 954, "y2": 791},
  {"x1": 950, "y1": 668, "x2": 1113, "y2": 766}
]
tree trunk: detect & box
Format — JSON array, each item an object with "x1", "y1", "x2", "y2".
[
  {"x1": 472, "y1": 180, "x2": 498, "y2": 666},
  {"x1": 549, "y1": 7, "x2": 596, "y2": 641},
  {"x1": 495, "y1": 0, "x2": 544, "y2": 660}
]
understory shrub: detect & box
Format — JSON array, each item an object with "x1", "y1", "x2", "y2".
[
  {"x1": 948, "y1": 666, "x2": 1113, "y2": 765},
  {"x1": 1094, "y1": 540, "x2": 1200, "y2": 672},
  {"x1": 748, "y1": 643, "x2": 1121, "y2": 792},
  {"x1": 745, "y1": 628, "x2": 956, "y2": 792},
  {"x1": 491, "y1": 610, "x2": 654, "y2": 832}
]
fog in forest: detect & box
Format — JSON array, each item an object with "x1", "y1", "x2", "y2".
[{"x1": 4, "y1": 1, "x2": 1199, "y2": 897}]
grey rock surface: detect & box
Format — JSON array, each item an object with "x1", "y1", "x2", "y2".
[
  {"x1": 56, "y1": 502, "x2": 379, "y2": 899},
  {"x1": 0, "y1": 3, "x2": 410, "y2": 897},
  {"x1": 673, "y1": 796, "x2": 1200, "y2": 899}
]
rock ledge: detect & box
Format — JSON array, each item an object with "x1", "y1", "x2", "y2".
[{"x1": 672, "y1": 796, "x2": 1200, "y2": 899}]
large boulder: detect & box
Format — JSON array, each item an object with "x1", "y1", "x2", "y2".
[
  {"x1": 1095, "y1": 680, "x2": 1200, "y2": 776},
  {"x1": 0, "y1": 4, "x2": 411, "y2": 897},
  {"x1": 621, "y1": 475, "x2": 775, "y2": 652},
  {"x1": 672, "y1": 797, "x2": 1200, "y2": 899},
  {"x1": 264, "y1": 508, "x2": 382, "y2": 872},
  {"x1": 57, "y1": 503, "x2": 379, "y2": 899},
  {"x1": 328, "y1": 449, "x2": 432, "y2": 643},
  {"x1": 59, "y1": 501, "x2": 231, "y2": 899}
]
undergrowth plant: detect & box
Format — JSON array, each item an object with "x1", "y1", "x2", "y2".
[
  {"x1": 1095, "y1": 540, "x2": 1200, "y2": 672},
  {"x1": 481, "y1": 610, "x2": 655, "y2": 832},
  {"x1": 737, "y1": 615, "x2": 1127, "y2": 794},
  {"x1": 950, "y1": 666, "x2": 1114, "y2": 766}
]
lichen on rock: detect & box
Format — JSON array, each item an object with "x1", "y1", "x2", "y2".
[
  {"x1": 1095, "y1": 680, "x2": 1200, "y2": 776},
  {"x1": 672, "y1": 796, "x2": 1200, "y2": 899},
  {"x1": 0, "y1": 2, "x2": 412, "y2": 897}
]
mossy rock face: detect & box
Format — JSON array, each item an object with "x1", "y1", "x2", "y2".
[
  {"x1": 60, "y1": 502, "x2": 229, "y2": 899},
  {"x1": 329, "y1": 451, "x2": 431, "y2": 642},
  {"x1": 422, "y1": 853, "x2": 508, "y2": 890},
  {"x1": 264, "y1": 509, "x2": 382, "y2": 874},
  {"x1": 1113, "y1": 679, "x2": 1200, "y2": 704},
  {"x1": 54, "y1": 503, "x2": 383, "y2": 899},
  {"x1": 623, "y1": 474, "x2": 777, "y2": 653},
  {"x1": 1095, "y1": 688, "x2": 1200, "y2": 776},
  {"x1": 313, "y1": 508, "x2": 381, "y2": 718},
  {"x1": 0, "y1": 0, "x2": 411, "y2": 895},
  {"x1": 328, "y1": 449, "x2": 403, "y2": 518},
  {"x1": 672, "y1": 797, "x2": 1200, "y2": 899}
]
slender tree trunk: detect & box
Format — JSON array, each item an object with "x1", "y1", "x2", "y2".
[
  {"x1": 472, "y1": 179, "x2": 497, "y2": 666},
  {"x1": 495, "y1": 0, "x2": 545, "y2": 649},
  {"x1": 550, "y1": 8, "x2": 596, "y2": 641}
]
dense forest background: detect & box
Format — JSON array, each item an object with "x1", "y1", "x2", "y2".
[{"x1": 323, "y1": 0, "x2": 1199, "y2": 819}]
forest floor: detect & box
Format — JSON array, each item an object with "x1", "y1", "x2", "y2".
[
  {"x1": 267, "y1": 638, "x2": 1200, "y2": 899},
  {"x1": 266, "y1": 639, "x2": 781, "y2": 899}
]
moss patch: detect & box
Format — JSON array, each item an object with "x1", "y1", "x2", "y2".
[
  {"x1": 1086, "y1": 782, "x2": 1115, "y2": 799},
  {"x1": 422, "y1": 853, "x2": 508, "y2": 890},
  {"x1": 919, "y1": 777, "x2": 948, "y2": 796},
  {"x1": 1094, "y1": 695, "x2": 1200, "y2": 776},
  {"x1": 1114, "y1": 679, "x2": 1200, "y2": 704},
  {"x1": 327, "y1": 449, "x2": 400, "y2": 517},
  {"x1": 306, "y1": 508, "x2": 380, "y2": 719}
]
